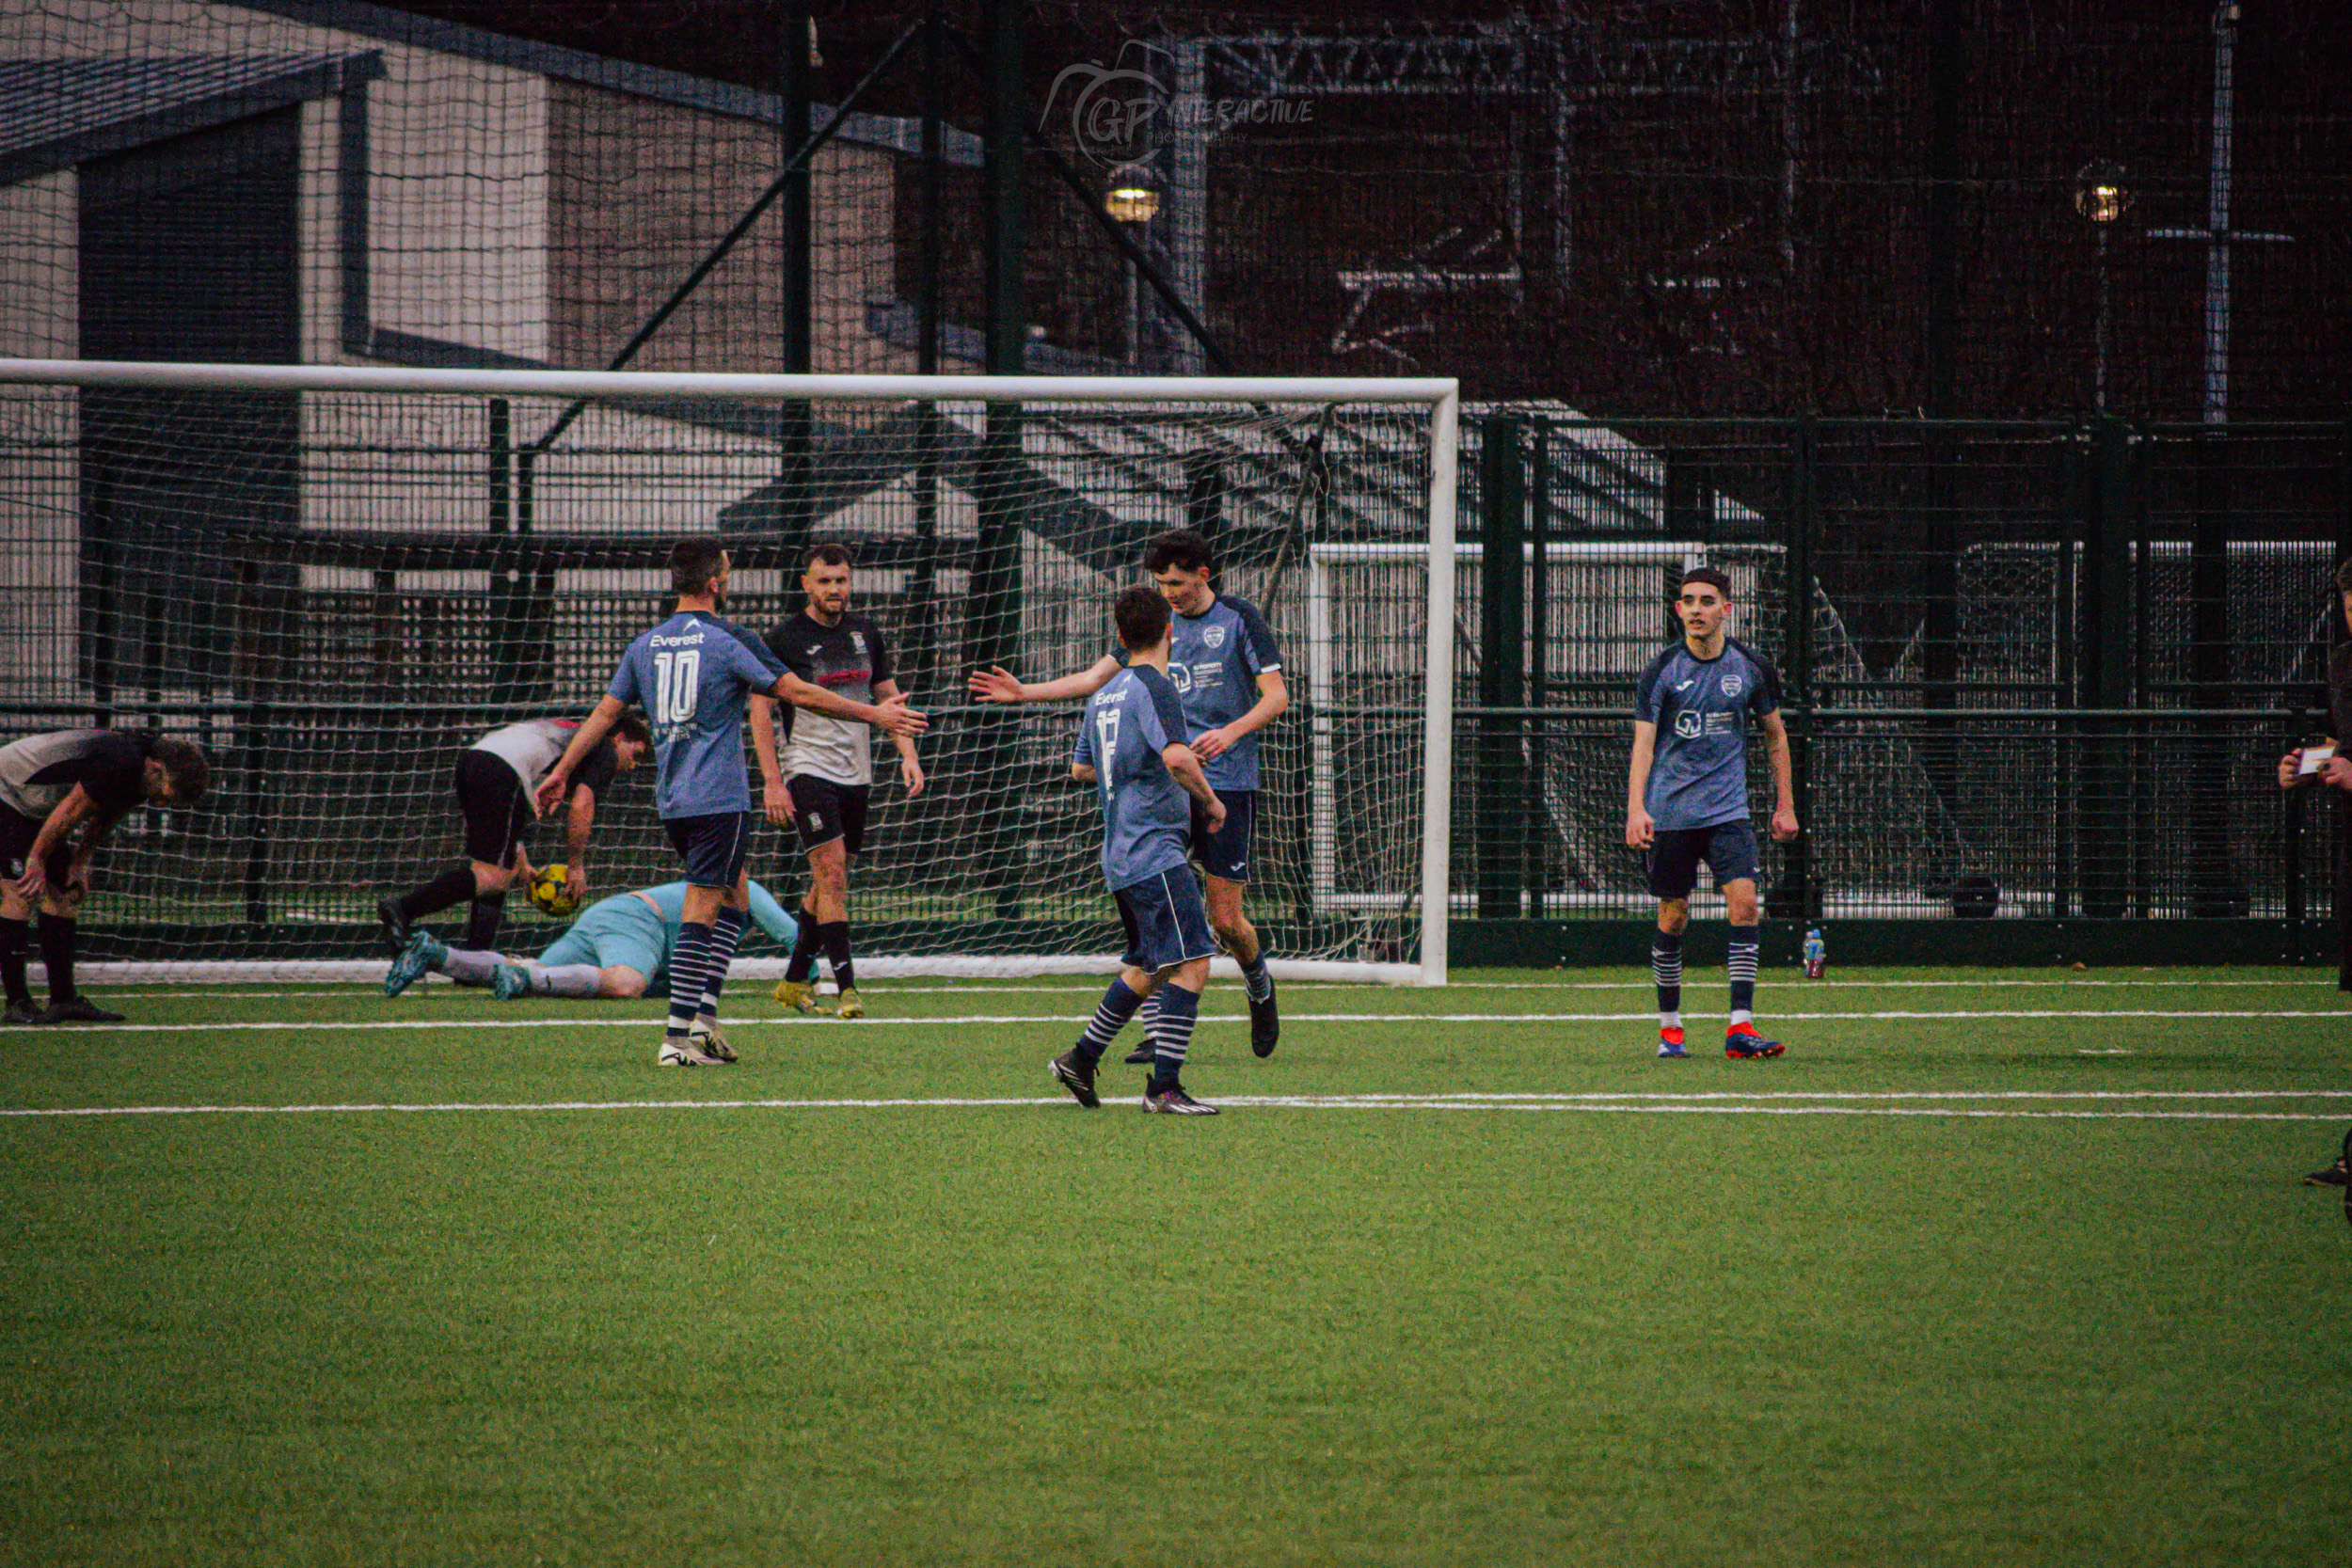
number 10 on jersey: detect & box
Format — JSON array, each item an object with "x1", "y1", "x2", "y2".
[{"x1": 653, "y1": 649, "x2": 700, "y2": 725}]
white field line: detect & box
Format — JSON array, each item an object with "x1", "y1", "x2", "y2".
[
  {"x1": 5, "y1": 1090, "x2": 2346, "y2": 1122},
  {"x1": 84, "y1": 979, "x2": 2344, "y2": 999},
  {"x1": 8, "y1": 1008, "x2": 2348, "y2": 1035}
]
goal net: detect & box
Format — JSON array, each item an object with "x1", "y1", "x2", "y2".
[{"x1": 0, "y1": 360, "x2": 1457, "y2": 985}]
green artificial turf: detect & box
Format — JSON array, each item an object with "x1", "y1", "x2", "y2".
[{"x1": 2, "y1": 969, "x2": 2347, "y2": 1565}]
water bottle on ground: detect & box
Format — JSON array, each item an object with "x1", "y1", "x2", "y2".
[{"x1": 1804, "y1": 927, "x2": 1827, "y2": 979}]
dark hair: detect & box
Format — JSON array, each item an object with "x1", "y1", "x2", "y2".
[
  {"x1": 610, "y1": 709, "x2": 653, "y2": 748},
  {"x1": 151, "y1": 736, "x2": 210, "y2": 802},
  {"x1": 1677, "y1": 567, "x2": 1733, "y2": 601},
  {"x1": 1144, "y1": 529, "x2": 1216, "y2": 577},
  {"x1": 2336, "y1": 559, "x2": 2352, "y2": 595},
  {"x1": 669, "y1": 537, "x2": 727, "y2": 597},
  {"x1": 1113, "y1": 585, "x2": 1172, "y2": 651},
  {"x1": 804, "y1": 543, "x2": 854, "y2": 572}
]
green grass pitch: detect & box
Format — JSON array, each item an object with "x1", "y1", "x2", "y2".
[{"x1": 4, "y1": 967, "x2": 2348, "y2": 1565}]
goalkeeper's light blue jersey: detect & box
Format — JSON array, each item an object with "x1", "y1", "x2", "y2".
[
  {"x1": 635, "y1": 879, "x2": 798, "y2": 976},
  {"x1": 1073, "y1": 664, "x2": 1194, "y2": 892},
  {"x1": 604, "y1": 611, "x2": 783, "y2": 818}
]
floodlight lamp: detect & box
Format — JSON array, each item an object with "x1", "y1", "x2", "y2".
[
  {"x1": 2074, "y1": 162, "x2": 2132, "y2": 226},
  {"x1": 1104, "y1": 163, "x2": 1160, "y2": 224}
]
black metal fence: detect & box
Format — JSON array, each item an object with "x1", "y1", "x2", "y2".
[{"x1": 1453, "y1": 414, "x2": 2350, "y2": 960}]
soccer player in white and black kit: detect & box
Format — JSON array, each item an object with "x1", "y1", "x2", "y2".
[
  {"x1": 377, "y1": 710, "x2": 652, "y2": 956},
  {"x1": 1626, "y1": 568, "x2": 1800, "y2": 1059},
  {"x1": 752, "y1": 545, "x2": 925, "y2": 1021},
  {"x1": 969, "y1": 529, "x2": 1285, "y2": 1057},
  {"x1": 533, "y1": 538, "x2": 925, "y2": 1068},
  {"x1": 0, "y1": 729, "x2": 210, "y2": 1023}
]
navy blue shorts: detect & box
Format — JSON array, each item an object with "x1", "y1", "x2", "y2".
[
  {"x1": 1189, "y1": 788, "x2": 1255, "y2": 884},
  {"x1": 1645, "y1": 820, "x2": 1761, "y2": 900},
  {"x1": 1114, "y1": 867, "x2": 1218, "y2": 974},
  {"x1": 663, "y1": 811, "x2": 752, "y2": 890}
]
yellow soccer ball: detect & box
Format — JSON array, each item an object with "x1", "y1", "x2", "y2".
[{"x1": 528, "y1": 863, "x2": 579, "y2": 917}]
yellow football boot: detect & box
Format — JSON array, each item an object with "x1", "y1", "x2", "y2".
[
  {"x1": 773, "y1": 978, "x2": 823, "y2": 1014},
  {"x1": 834, "y1": 988, "x2": 865, "y2": 1020}
]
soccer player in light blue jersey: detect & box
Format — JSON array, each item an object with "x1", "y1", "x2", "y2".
[
  {"x1": 970, "y1": 529, "x2": 1287, "y2": 1059},
  {"x1": 385, "y1": 880, "x2": 800, "y2": 1062},
  {"x1": 535, "y1": 539, "x2": 927, "y2": 1067},
  {"x1": 1626, "y1": 567, "x2": 1799, "y2": 1061},
  {"x1": 1049, "y1": 587, "x2": 1230, "y2": 1116}
]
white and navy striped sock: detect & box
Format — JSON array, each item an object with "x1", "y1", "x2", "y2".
[
  {"x1": 1240, "y1": 955, "x2": 1273, "y2": 1003},
  {"x1": 1149, "y1": 986, "x2": 1201, "y2": 1085},
  {"x1": 1727, "y1": 926, "x2": 1759, "y2": 1026},
  {"x1": 1076, "y1": 976, "x2": 1145, "y2": 1063},
  {"x1": 666, "y1": 923, "x2": 714, "y2": 1038},
  {"x1": 1652, "y1": 931, "x2": 1684, "y2": 1024},
  {"x1": 699, "y1": 905, "x2": 747, "y2": 1024}
]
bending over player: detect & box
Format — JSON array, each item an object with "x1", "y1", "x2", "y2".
[
  {"x1": 1, "y1": 729, "x2": 210, "y2": 1024},
  {"x1": 1626, "y1": 567, "x2": 1798, "y2": 1060},
  {"x1": 378, "y1": 711, "x2": 652, "y2": 955},
  {"x1": 1048, "y1": 587, "x2": 1229, "y2": 1116},
  {"x1": 970, "y1": 528, "x2": 1284, "y2": 1057},
  {"x1": 535, "y1": 538, "x2": 925, "y2": 1068}
]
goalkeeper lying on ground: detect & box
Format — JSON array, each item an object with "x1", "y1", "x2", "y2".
[{"x1": 383, "y1": 879, "x2": 797, "y2": 1005}]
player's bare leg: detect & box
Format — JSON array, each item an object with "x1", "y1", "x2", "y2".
[{"x1": 1653, "y1": 897, "x2": 1689, "y2": 1056}]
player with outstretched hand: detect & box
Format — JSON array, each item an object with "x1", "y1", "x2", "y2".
[
  {"x1": 751, "y1": 544, "x2": 924, "y2": 1021},
  {"x1": 1049, "y1": 586, "x2": 1230, "y2": 1116},
  {"x1": 970, "y1": 528, "x2": 1285, "y2": 1060},
  {"x1": 0, "y1": 730, "x2": 209, "y2": 1024},
  {"x1": 1626, "y1": 567, "x2": 1799, "y2": 1060},
  {"x1": 535, "y1": 539, "x2": 923, "y2": 1067},
  {"x1": 376, "y1": 711, "x2": 651, "y2": 958}
]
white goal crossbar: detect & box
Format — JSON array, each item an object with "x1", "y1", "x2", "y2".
[{"x1": 0, "y1": 358, "x2": 1459, "y2": 986}]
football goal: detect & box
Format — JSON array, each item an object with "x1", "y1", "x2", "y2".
[{"x1": 0, "y1": 358, "x2": 1458, "y2": 985}]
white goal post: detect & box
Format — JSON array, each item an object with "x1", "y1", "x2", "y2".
[{"x1": 0, "y1": 358, "x2": 1458, "y2": 987}]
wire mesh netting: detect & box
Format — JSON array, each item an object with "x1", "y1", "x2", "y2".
[
  {"x1": 0, "y1": 375, "x2": 1440, "y2": 970},
  {"x1": 1452, "y1": 414, "x2": 2346, "y2": 927}
]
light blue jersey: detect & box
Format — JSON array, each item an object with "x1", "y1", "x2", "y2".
[
  {"x1": 541, "y1": 879, "x2": 798, "y2": 993},
  {"x1": 1073, "y1": 664, "x2": 1193, "y2": 891},
  {"x1": 1113, "y1": 593, "x2": 1281, "y2": 791},
  {"x1": 1634, "y1": 638, "x2": 1782, "y2": 831},
  {"x1": 605, "y1": 611, "x2": 782, "y2": 817}
]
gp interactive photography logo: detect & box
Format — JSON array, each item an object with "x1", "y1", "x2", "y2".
[{"x1": 1041, "y1": 42, "x2": 1311, "y2": 167}]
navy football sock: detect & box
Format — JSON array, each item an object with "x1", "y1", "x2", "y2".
[
  {"x1": 1727, "y1": 925, "x2": 1759, "y2": 1026},
  {"x1": 1075, "y1": 977, "x2": 1145, "y2": 1065},
  {"x1": 1149, "y1": 985, "x2": 1201, "y2": 1088},
  {"x1": 701, "y1": 905, "x2": 747, "y2": 1022},
  {"x1": 1238, "y1": 953, "x2": 1273, "y2": 1003},
  {"x1": 667, "y1": 922, "x2": 715, "y2": 1039},
  {"x1": 1651, "y1": 929, "x2": 1684, "y2": 1024}
]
